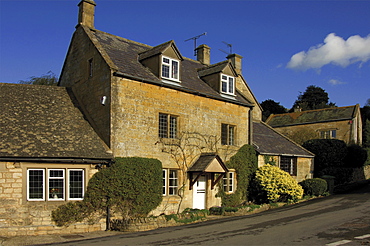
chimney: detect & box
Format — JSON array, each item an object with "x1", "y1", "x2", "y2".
[
  {"x1": 227, "y1": 53, "x2": 243, "y2": 75},
  {"x1": 78, "y1": 0, "x2": 96, "y2": 29},
  {"x1": 196, "y1": 44, "x2": 211, "y2": 65}
]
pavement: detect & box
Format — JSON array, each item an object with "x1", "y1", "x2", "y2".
[{"x1": 0, "y1": 230, "x2": 125, "y2": 246}]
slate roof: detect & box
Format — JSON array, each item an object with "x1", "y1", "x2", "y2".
[
  {"x1": 90, "y1": 29, "x2": 252, "y2": 107},
  {"x1": 266, "y1": 105, "x2": 357, "y2": 127},
  {"x1": 253, "y1": 121, "x2": 314, "y2": 157},
  {"x1": 188, "y1": 153, "x2": 228, "y2": 173},
  {"x1": 0, "y1": 83, "x2": 113, "y2": 161}
]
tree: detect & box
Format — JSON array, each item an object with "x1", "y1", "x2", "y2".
[
  {"x1": 260, "y1": 99, "x2": 287, "y2": 121},
  {"x1": 361, "y1": 99, "x2": 370, "y2": 147},
  {"x1": 291, "y1": 85, "x2": 336, "y2": 111},
  {"x1": 18, "y1": 71, "x2": 58, "y2": 86}
]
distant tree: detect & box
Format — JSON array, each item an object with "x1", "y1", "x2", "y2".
[
  {"x1": 291, "y1": 85, "x2": 336, "y2": 111},
  {"x1": 361, "y1": 99, "x2": 370, "y2": 148},
  {"x1": 18, "y1": 71, "x2": 58, "y2": 86},
  {"x1": 260, "y1": 99, "x2": 287, "y2": 121}
]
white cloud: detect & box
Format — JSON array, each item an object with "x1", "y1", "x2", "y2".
[
  {"x1": 287, "y1": 33, "x2": 370, "y2": 70},
  {"x1": 328, "y1": 79, "x2": 346, "y2": 85}
]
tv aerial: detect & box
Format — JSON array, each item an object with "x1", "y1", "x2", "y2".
[
  {"x1": 219, "y1": 41, "x2": 233, "y2": 55},
  {"x1": 185, "y1": 32, "x2": 207, "y2": 56}
]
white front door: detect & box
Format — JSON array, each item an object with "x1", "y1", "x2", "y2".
[{"x1": 193, "y1": 175, "x2": 206, "y2": 209}]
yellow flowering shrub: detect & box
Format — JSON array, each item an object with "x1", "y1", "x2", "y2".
[{"x1": 252, "y1": 164, "x2": 303, "y2": 203}]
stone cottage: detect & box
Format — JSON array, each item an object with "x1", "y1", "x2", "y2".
[
  {"x1": 266, "y1": 105, "x2": 363, "y2": 145},
  {"x1": 0, "y1": 0, "x2": 314, "y2": 236}
]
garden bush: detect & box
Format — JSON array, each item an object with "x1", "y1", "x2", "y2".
[
  {"x1": 299, "y1": 178, "x2": 327, "y2": 196},
  {"x1": 344, "y1": 144, "x2": 368, "y2": 168},
  {"x1": 52, "y1": 157, "x2": 163, "y2": 226},
  {"x1": 302, "y1": 139, "x2": 348, "y2": 177},
  {"x1": 219, "y1": 144, "x2": 258, "y2": 206},
  {"x1": 249, "y1": 164, "x2": 303, "y2": 204}
]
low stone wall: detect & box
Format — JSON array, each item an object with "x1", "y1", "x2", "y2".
[
  {"x1": 110, "y1": 216, "x2": 182, "y2": 232},
  {"x1": 0, "y1": 220, "x2": 106, "y2": 237}
]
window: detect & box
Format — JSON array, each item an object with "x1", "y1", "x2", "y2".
[
  {"x1": 88, "y1": 58, "x2": 93, "y2": 77},
  {"x1": 159, "y1": 113, "x2": 178, "y2": 139},
  {"x1": 221, "y1": 123, "x2": 236, "y2": 145},
  {"x1": 320, "y1": 130, "x2": 336, "y2": 139},
  {"x1": 223, "y1": 172, "x2": 235, "y2": 193},
  {"x1": 163, "y1": 169, "x2": 178, "y2": 196},
  {"x1": 221, "y1": 74, "x2": 235, "y2": 95},
  {"x1": 162, "y1": 56, "x2": 179, "y2": 81},
  {"x1": 280, "y1": 156, "x2": 297, "y2": 176},
  {"x1": 27, "y1": 168, "x2": 85, "y2": 201}
]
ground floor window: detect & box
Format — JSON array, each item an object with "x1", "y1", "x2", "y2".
[
  {"x1": 163, "y1": 169, "x2": 178, "y2": 196},
  {"x1": 279, "y1": 156, "x2": 297, "y2": 176},
  {"x1": 27, "y1": 168, "x2": 84, "y2": 201},
  {"x1": 223, "y1": 172, "x2": 235, "y2": 193}
]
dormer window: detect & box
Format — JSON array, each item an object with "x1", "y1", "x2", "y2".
[
  {"x1": 221, "y1": 74, "x2": 234, "y2": 95},
  {"x1": 162, "y1": 56, "x2": 179, "y2": 81}
]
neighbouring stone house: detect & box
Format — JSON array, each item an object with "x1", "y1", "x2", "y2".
[
  {"x1": 265, "y1": 105, "x2": 363, "y2": 145},
  {"x1": 253, "y1": 121, "x2": 314, "y2": 182},
  {"x1": 0, "y1": 83, "x2": 113, "y2": 236},
  {"x1": 0, "y1": 0, "x2": 314, "y2": 236}
]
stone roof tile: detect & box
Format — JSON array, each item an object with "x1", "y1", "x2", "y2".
[{"x1": 0, "y1": 83, "x2": 113, "y2": 160}]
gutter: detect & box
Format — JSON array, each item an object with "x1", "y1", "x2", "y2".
[
  {"x1": 113, "y1": 71, "x2": 254, "y2": 108},
  {"x1": 0, "y1": 157, "x2": 113, "y2": 165}
]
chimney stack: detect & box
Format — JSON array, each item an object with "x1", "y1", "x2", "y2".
[
  {"x1": 196, "y1": 44, "x2": 211, "y2": 65},
  {"x1": 227, "y1": 53, "x2": 243, "y2": 75},
  {"x1": 78, "y1": 0, "x2": 96, "y2": 29}
]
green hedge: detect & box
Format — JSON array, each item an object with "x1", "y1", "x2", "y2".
[
  {"x1": 219, "y1": 145, "x2": 258, "y2": 207},
  {"x1": 299, "y1": 178, "x2": 327, "y2": 196},
  {"x1": 52, "y1": 157, "x2": 163, "y2": 226}
]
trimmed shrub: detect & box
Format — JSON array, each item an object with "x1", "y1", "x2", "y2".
[
  {"x1": 84, "y1": 157, "x2": 163, "y2": 218},
  {"x1": 52, "y1": 157, "x2": 163, "y2": 226},
  {"x1": 299, "y1": 178, "x2": 327, "y2": 196},
  {"x1": 51, "y1": 201, "x2": 94, "y2": 227},
  {"x1": 219, "y1": 145, "x2": 258, "y2": 206},
  {"x1": 249, "y1": 164, "x2": 303, "y2": 204},
  {"x1": 302, "y1": 139, "x2": 348, "y2": 177},
  {"x1": 344, "y1": 144, "x2": 368, "y2": 168}
]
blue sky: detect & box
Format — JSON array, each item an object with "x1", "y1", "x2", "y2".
[{"x1": 1, "y1": 0, "x2": 369, "y2": 109}]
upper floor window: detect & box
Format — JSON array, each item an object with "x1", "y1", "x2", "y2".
[
  {"x1": 162, "y1": 56, "x2": 179, "y2": 81},
  {"x1": 221, "y1": 123, "x2": 236, "y2": 145},
  {"x1": 320, "y1": 130, "x2": 336, "y2": 139},
  {"x1": 221, "y1": 74, "x2": 235, "y2": 95},
  {"x1": 159, "y1": 113, "x2": 178, "y2": 139},
  {"x1": 223, "y1": 172, "x2": 235, "y2": 193},
  {"x1": 280, "y1": 156, "x2": 297, "y2": 176},
  {"x1": 27, "y1": 168, "x2": 84, "y2": 201}
]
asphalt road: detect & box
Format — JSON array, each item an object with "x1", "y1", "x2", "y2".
[{"x1": 51, "y1": 185, "x2": 370, "y2": 246}]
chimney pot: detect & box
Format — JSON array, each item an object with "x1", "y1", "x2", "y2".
[
  {"x1": 78, "y1": 0, "x2": 96, "y2": 29},
  {"x1": 227, "y1": 53, "x2": 243, "y2": 75},
  {"x1": 196, "y1": 44, "x2": 211, "y2": 65}
]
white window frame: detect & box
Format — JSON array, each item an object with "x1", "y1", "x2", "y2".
[
  {"x1": 163, "y1": 169, "x2": 178, "y2": 196},
  {"x1": 68, "y1": 169, "x2": 85, "y2": 201},
  {"x1": 221, "y1": 74, "x2": 235, "y2": 95},
  {"x1": 48, "y1": 169, "x2": 65, "y2": 201},
  {"x1": 27, "y1": 168, "x2": 85, "y2": 201},
  {"x1": 27, "y1": 169, "x2": 45, "y2": 201},
  {"x1": 223, "y1": 171, "x2": 235, "y2": 193},
  {"x1": 161, "y1": 56, "x2": 180, "y2": 82}
]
